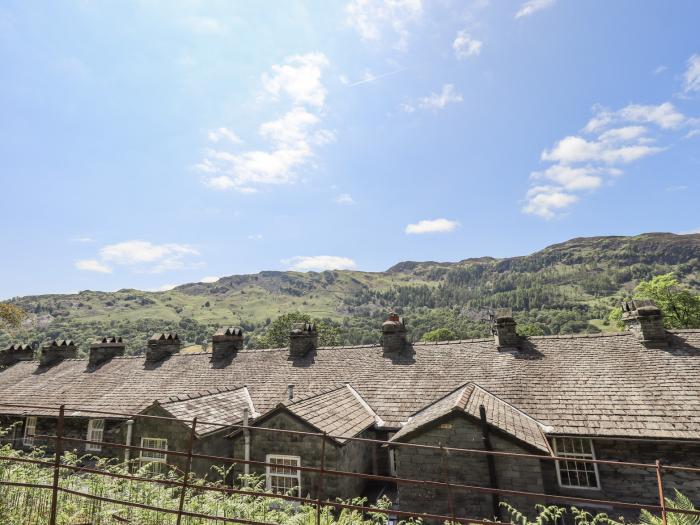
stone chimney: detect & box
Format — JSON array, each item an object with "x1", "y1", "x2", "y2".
[
  {"x1": 493, "y1": 309, "x2": 520, "y2": 350},
  {"x1": 211, "y1": 327, "x2": 244, "y2": 360},
  {"x1": 0, "y1": 344, "x2": 34, "y2": 366},
  {"x1": 39, "y1": 340, "x2": 77, "y2": 367},
  {"x1": 89, "y1": 337, "x2": 125, "y2": 367},
  {"x1": 381, "y1": 312, "x2": 407, "y2": 353},
  {"x1": 289, "y1": 323, "x2": 317, "y2": 357},
  {"x1": 146, "y1": 333, "x2": 181, "y2": 362},
  {"x1": 622, "y1": 300, "x2": 668, "y2": 348}
]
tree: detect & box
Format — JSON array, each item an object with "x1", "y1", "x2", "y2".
[
  {"x1": 634, "y1": 273, "x2": 700, "y2": 329},
  {"x1": 421, "y1": 327, "x2": 457, "y2": 342},
  {"x1": 258, "y1": 312, "x2": 341, "y2": 348},
  {"x1": 0, "y1": 303, "x2": 26, "y2": 333}
]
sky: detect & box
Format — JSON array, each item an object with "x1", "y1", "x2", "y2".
[{"x1": 1, "y1": 0, "x2": 699, "y2": 298}]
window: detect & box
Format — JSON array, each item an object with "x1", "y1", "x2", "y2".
[
  {"x1": 553, "y1": 437, "x2": 601, "y2": 489},
  {"x1": 266, "y1": 455, "x2": 301, "y2": 495},
  {"x1": 23, "y1": 416, "x2": 37, "y2": 447},
  {"x1": 86, "y1": 419, "x2": 105, "y2": 452},
  {"x1": 139, "y1": 437, "x2": 168, "y2": 474}
]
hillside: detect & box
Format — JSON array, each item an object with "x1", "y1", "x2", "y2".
[{"x1": 2, "y1": 233, "x2": 699, "y2": 354}]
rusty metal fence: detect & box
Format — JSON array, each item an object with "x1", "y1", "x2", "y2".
[{"x1": 0, "y1": 401, "x2": 698, "y2": 525}]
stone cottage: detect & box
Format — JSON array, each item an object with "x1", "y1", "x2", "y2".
[{"x1": 0, "y1": 301, "x2": 700, "y2": 520}]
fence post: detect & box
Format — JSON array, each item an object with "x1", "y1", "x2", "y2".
[
  {"x1": 440, "y1": 443, "x2": 456, "y2": 525},
  {"x1": 176, "y1": 417, "x2": 197, "y2": 525},
  {"x1": 316, "y1": 431, "x2": 327, "y2": 525},
  {"x1": 656, "y1": 459, "x2": 667, "y2": 525},
  {"x1": 48, "y1": 404, "x2": 65, "y2": 525}
]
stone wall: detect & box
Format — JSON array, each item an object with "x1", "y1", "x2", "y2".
[
  {"x1": 543, "y1": 438, "x2": 700, "y2": 519},
  {"x1": 230, "y1": 410, "x2": 376, "y2": 500},
  {"x1": 394, "y1": 413, "x2": 545, "y2": 521}
]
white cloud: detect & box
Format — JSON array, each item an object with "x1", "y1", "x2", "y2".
[
  {"x1": 345, "y1": 0, "x2": 422, "y2": 50},
  {"x1": 75, "y1": 259, "x2": 112, "y2": 274},
  {"x1": 283, "y1": 255, "x2": 357, "y2": 272},
  {"x1": 199, "y1": 54, "x2": 332, "y2": 193},
  {"x1": 208, "y1": 127, "x2": 241, "y2": 144},
  {"x1": 541, "y1": 135, "x2": 663, "y2": 165},
  {"x1": 335, "y1": 193, "x2": 355, "y2": 204},
  {"x1": 680, "y1": 227, "x2": 700, "y2": 235},
  {"x1": 99, "y1": 240, "x2": 199, "y2": 273},
  {"x1": 410, "y1": 84, "x2": 463, "y2": 111},
  {"x1": 248, "y1": 234, "x2": 264, "y2": 241},
  {"x1": 598, "y1": 126, "x2": 647, "y2": 143},
  {"x1": 683, "y1": 54, "x2": 700, "y2": 93},
  {"x1": 70, "y1": 236, "x2": 94, "y2": 243},
  {"x1": 530, "y1": 165, "x2": 604, "y2": 191},
  {"x1": 522, "y1": 186, "x2": 577, "y2": 219},
  {"x1": 261, "y1": 53, "x2": 329, "y2": 108},
  {"x1": 156, "y1": 284, "x2": 177, "y2": 292},
  {"x1": 515, "y1": 0, "x2": 555, "y2": 19},
  {"x1": 666, "y1": 185, "x2": 688, "y2": 192},
  {"x1": 453, "y1": 30, "x2": 482, "y2": 60},
  {"x1": 653, "y1": 65, "x2": 667, "y2": 75},
  {"x1": 585, "y1": 102, "x2": 688, "y2": 132},
  {"x1": 200, "y1": 276, "x2": 220, "y2": 283},
  {"x1": 405, "y1": 218, "x2": 460, "y2": 234}
]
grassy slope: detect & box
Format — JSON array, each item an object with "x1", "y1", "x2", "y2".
[{"x1": 3, "y1": 232, "x2": 699, "y2": 354}]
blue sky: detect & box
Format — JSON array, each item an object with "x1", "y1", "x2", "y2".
[{"x1": 1, "y1": 0, "x2": 699, "y2": 298}]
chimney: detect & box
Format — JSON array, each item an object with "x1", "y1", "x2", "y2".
[
  {"x1": 146, "y1": 333, "x2": 181, "y2": 362},
  {"x1": 289, "y1": 323, "x2": 317, "y2": 357},
  {"x1": 39, "y1": 340, "x2": 77, "y2": 366},
  {"x1": 493, "y1": 309, "x2": 520, "y2": 350},
  {"x1": 211, "y1": 327, "x2": 244, "y2": 360},
  {"x1": 381, "y1": 312, "x2": 407, "y2": 353},
  {"x1": 622, "y1": 300, "x2": 668, "y2": 348},
  {"x1": 89, "y1": 337, "x2": 125, "y2": 367},
  {"x1": 0, "y1": 344, "x2": 34, "y2": 366}
]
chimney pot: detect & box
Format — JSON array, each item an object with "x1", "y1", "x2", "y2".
[
  {"x1": 493, "y1": 309, "x2": 520, "y2": 350},
  {"x1": 211, "y1": 327, "x2": 244, "y2": 360},
  {"x1": 622, "y1": 300, "x2": 668, "y2": 348},
  {"x1": 146, "y1": 333, "x2": 181, "y2": 362},
  {"x1": 89, "y1": 336, "x2": 125, "y2": 367},
  {"x1": 289, "y1": 323, "x2": 317, "y2": 357},
  {"x1": 381, "y1": 312, "x2": 407, "y2": 353},
  {"x1": 0, "y1": 344, "x2": 35, "y2": 366},
  {"x1": 39, "y1": 340, "x2": 77, "y2": 366}
]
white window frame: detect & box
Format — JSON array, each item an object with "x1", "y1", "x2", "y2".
[
  {"x1": 23, "y1": 416, "x2": 37, "y2": 447},
  {"x1": 86, "y1": 419, "x2": 105, "y2": 452},
  {"x1": 139, "y1": 437, "x2": 168, "y2": 473},
  {"x1": 266, "y1": 454, "x2": 301, "y2": 495},
  {"x1": 552, "y1": 437, "x2": 601, "y2": 490}
]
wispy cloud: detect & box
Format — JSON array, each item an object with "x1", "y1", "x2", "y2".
[
  {"x1": 345, "y1": 0, "x2": 422, "y2": 51},
  {"x1": 200, "y1": 276, "x2": 219, "y2": 283},
  {"x1": 180, "y1": 16, "x2": 224, "y2": 34},
  {"x1": 683, "y1": 54, "x2": 700, "y2": 94},
  {"x1": 347, "y1": 68, "x2": 407, "y2": 87},
  {"x1": 404, "y1": 84, "x2": 463, "y2": 112},
  {"x1": 453, "y1": 30, "x2": 482, "y2": 60},
  {"x1": 75, "y1": 259, "x2": 112, "y2": 274},
  {"x1": 334, "y1": 193, "x2": 355, "y2": 204},
  {"x1": 653, "y1": 65, "x2": 667, "y2": 75},
  {"x1": 70, "y1": 236, "x2": 94, "y2": 243},
  {"x1": 523, "y1": 100, "x2": 696, "y2": 219},
  {"x1": 680, "y1": 228, "x2": 700, "y2": 235},
  {"x1": 197, "y1": 53, "x2": 333, "y2": 193},
  {"x1": 283, "y1": 255, "x2": 357, "y2": 272},
  {"x1": 405, "y1": 218, "x2": 460, "y2": 234},
  {"x1": 515, "y1": 0, "x2": 556, "y2": 19},
  {"x1": 81, "y1": 240, "x2": 201, "y2": 273},
  {"x1": 248, "y1": 234, "x2": 264, "y2": 241}
]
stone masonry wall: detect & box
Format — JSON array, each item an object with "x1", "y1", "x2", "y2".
[
  {"x1": 394, "y1": 414, "x2": 544, "y2": 522},
  {"x1": 230, "y1": 411, "x2": 375, "y2": 500}
]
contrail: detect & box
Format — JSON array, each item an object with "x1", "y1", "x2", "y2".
[{"x1": 349, "y1": 68, "x2": 407, "y2": 86}]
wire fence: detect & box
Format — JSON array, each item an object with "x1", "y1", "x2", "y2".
[{"x1": 0, "y1": 401, "x2": 698, "y2": 525}]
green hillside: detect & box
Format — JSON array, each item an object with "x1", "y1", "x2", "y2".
[{"x1": 2, "y1": 233, "x2": 699, "y2": 355}]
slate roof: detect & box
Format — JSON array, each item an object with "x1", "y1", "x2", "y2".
[
  {"x1": 0, "y1": 330, "x2": 699, "y2": 442},
  {"x1": 390, "y1": 383, "x2": 551, "y2": 452},
  {"x1": 151, "y1": 386, "x2": 257, "y2": 436},
  {"x1": 282, "y1": 385, "x2": 377, "y2": 443}
]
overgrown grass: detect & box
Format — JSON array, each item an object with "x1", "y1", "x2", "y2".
[{"x1": 0, "y1": 436, "x2": 410, "y2": 525}]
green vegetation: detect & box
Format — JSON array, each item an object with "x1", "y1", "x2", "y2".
[
  {"x1": 421, "y1": 327, "x2": 457, "y2": 342},
  {"x1": 0, "y1": 303, "x2": 25, "y2": 332},
  {"x1": 1, "y1": 233, "x2": 699, "y2": 354},
  {"x1": 250, "y1": 311, "x2": 342, "y2": 348},
  {"x1": 608, "y1": 272, "x2": 700, "y2": 329}
]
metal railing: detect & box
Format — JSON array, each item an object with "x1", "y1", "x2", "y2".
[{"x1": 0, "y1": 401, "x2": 699, "y2": 525}]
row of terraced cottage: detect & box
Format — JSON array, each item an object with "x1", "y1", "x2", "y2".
[{"x1": 1, "y1": 301, "x2": 700, "y2": 520}]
